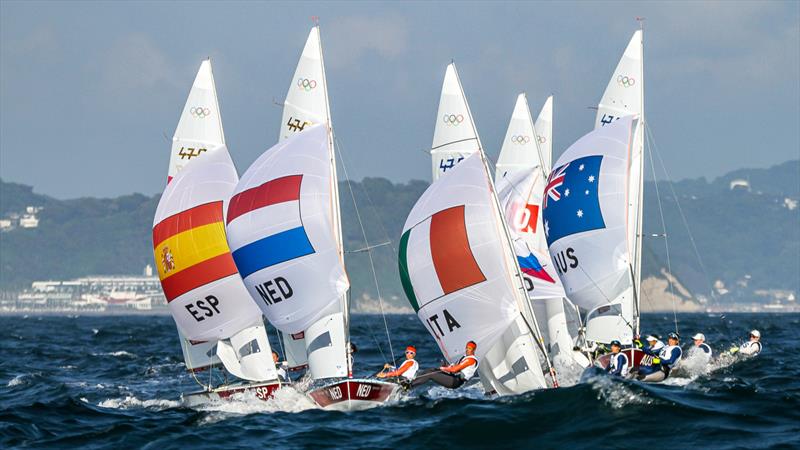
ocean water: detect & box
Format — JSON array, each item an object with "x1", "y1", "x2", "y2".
[{"x1": 1, "y1": 313, "x2": 798, "y2": 449}]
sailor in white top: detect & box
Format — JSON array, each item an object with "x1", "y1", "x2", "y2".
[
  {"x1": 378, "y1": 346, "x2": 420, "y2": 381},
  {"x1": 272, "y1": 351, "x2": 288, "y2": 381},
  {"x1": 410, "y1": 340, "x2": 479, "y2": 389},
  {"x1": 736, "y1": 330, "x2": 762, "y2": 356},
  {"x1": 691, "y1": 333, "x2": 713, "y2": 357}
]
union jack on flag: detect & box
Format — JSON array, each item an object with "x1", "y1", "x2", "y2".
[{"x1": 544, "y1": 163, "x2": 569, "y2": 207}]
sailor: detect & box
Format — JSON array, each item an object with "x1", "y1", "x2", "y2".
[
  {"x1": 378, "y1": 346, "x2": 419, "y2": 381},
  {"x1": 636, "y1": 332, "x2": 682, "y2": 382},
  {"x1": 272, "y1": 350, "x2": 288, "y2": 381},
  {"x1": 691, "y1": 333, "x2": 712, "y2": 357},
  {"x1": 643, "y1": 335, "x2": 665, "y2": 355},
  {"x1": 605, "y1": 340, "x2": 629, "y2": 377},
  {"x1": 411, "y1": 341, "x2": 479, "y2": 389},
  {"x1": 732, "y1": 330, "x2": 762, "y2": 356}
]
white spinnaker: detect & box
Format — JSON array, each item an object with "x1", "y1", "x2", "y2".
[
  {"x1": 280, "y1": 27, "x2": 328, "y2": 142},
  {"x1": 168, "y1": 59, "x2": 226, "y2": 182},
  {"x1": 543, "y1": 116, "x2": 638, "y2": 345},
  {"x1": 430, "y1": 63, "x2": 481, "y2": 181},
  {"x1": 401, "y1": 154, "x2": 521, "y2": 360},
  {"x1": 154, "y1": 147, "x2": 264, "y2": 341},
  {"x1": 495, "y1": 94, "x2": 543, "y2": 179},
  {"x1": 587, "y1": 30, "x2": 644, "y2": 343},
  {"x1": 216, "y1": 324, "x2": 278, "y2": 382},
  {"x1": 226, "y1": 125, "x2": 349, "y2": 379},
  {"x1": 534, "y1": 95, "x2": 553, "y2": 171}
]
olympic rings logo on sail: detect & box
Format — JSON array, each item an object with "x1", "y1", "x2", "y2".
[
  {"x1": 442, "y1": 114, "x2": 464, "y2": 126},
  {"x1": 511, "y1": 135, "x2": 531, "y2": 144},
  {"x1": 190, "y1": 107, "x2": 211, "y2": 118},
  {"x1": 617, "y1": 75, "x2": 636, "y2": 88},
  {"x1": 537, "y1": 135, "x2": 547, "y2": 144},
  {"x1": 297, "y1": 78, "x2": 318, "y2": 91}
]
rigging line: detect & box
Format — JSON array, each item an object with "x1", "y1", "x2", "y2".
[
  {"x1": 273, "y1": 324, "x2": 286, "y2": 361},
  {"x1": 645, "y1": 124, "x2": 718, "y2": 306},
  {"x1": 645, "y1": 126, "x2": 679, "y2": 334},
  {"x1": 333, "y1": 134, "x2": 396, "y2": 365}
]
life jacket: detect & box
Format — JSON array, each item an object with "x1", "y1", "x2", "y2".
[
  {"x1": 699, "y1": 342, "x2": 712, "y2": 356},
  {"x1": 397, "y1": 359, "x2": 419, "y2": 380},
  {"x1": 609, "y1": 352, "x2": 629, "y2": 377},
  {"x1": 740, "y1": 341, "x2": 762, "y2": 356},
  {"x1": 658, "y1": 345, "x2": 682, "y2": 369},
  {"x1": 458, "y1": 355, "x2": 479, "y2": 380}
]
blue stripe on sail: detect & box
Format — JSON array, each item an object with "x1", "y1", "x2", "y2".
[{"x1": 232, "y1": 226, "x2": 315, "y2": 278}]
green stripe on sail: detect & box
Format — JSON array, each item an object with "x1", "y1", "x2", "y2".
[{"x1": 398, "y1": 229, "x2": 420, "y2": 312}]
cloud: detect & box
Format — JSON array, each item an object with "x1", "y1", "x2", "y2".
[
  {"x1": 97, "y1": 34, "x2": 179, "y2": 92},
  {"x1": 325, "y1": 14, "x2": 409, "y2": 69}
]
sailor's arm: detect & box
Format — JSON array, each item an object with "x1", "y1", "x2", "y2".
[{"x1": 440, "y1": 358, "x2": 475, "y2": 374}]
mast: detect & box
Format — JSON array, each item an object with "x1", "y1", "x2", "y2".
[
  {"x1": 316, "y1": 24, "x2": 351, "y2": 375},
  {"x1": 632, "y1": 24, "x2": 645, "y2": 335},
  {"x1": 453, "y1": 64, "x2": 555, "y2": 378}
]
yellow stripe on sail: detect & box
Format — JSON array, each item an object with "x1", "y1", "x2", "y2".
[{"x1": 154, "y1": 222, "x2": 230, "y2": 280}]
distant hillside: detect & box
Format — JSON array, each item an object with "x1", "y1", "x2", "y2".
[{"x1": 1, "y1": 160, "x2": 797, "y2": 308}]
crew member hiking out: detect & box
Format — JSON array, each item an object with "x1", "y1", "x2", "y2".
[
  {"x1": 636, "y1": 332, "x2": 682, "y2": 382},
  {"x1": 378, "y1": 346, "x2": 419, "y2": 382},
  {"x1": 411, "y1": 341, "x2": 479, "y2": 389},
  {"x1": 731, "y1": 329, "x2": 762, "y2": 356},
  {"x1": 606, "y1": 340, "x2": 629, "y2": 377}
]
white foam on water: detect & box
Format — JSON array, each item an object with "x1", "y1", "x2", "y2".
[
  {"x1": 91, "y1": 351, "x2": 136, "y2": 358},
  {"x1": 422, "y1": 381, "x2": 486, "y2": 401},
  {"x1": 92, "y1": 329, "x2": 99, "y2": 335},
  {"x1": 588, "y1": 374, "x2": 655, "y2": 409},
  {"x1": 7, "y1": 374, "x2": 27, "y2": 387},
  {"x1": 552, "y1": 354, "x2": 585, "y2": 387},
  {"x1": 192, "y1": 386, "x2": 317, "y2": 424},
  {"x1": 97, "y1": 395, "x2": 180, "y2": 411}
]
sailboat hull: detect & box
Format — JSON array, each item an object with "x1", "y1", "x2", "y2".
[
  {"x1": 307, "y1": 379, "x2": 400, "y2": 411},
  {"x1": 181, "y1": 380, "x2": 283, "y2": 407}
]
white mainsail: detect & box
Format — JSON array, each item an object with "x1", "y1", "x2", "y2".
[
  {"x1": 534, "y1": 96, "x2": 553, "y2": 170},
  {"x1": 215, "y1": 324, "x2": 279, "y2": 382},
  {"x1": 160, "y1": 60, "x2": 276, "y2": 381},
  {"x1": 269, "y1": 26, "x2": 350, "y2": 379},
  {"x1": 543, "y1": 116, "x2": 640, "y2": 345},
  {"x1": 495, "y1": 94, "x2": 546, "y2": 179},
  {"x1": 168, "y1": 60, "x2": 226, "y2": 183},
  {"x1": 583, "y1": 30, "x2": 644, "y2": 344},
  {"x1": 430, "y1": 63, "x2": 481, "y2": 181}
]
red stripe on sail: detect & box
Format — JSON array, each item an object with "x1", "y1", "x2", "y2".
[
  {"x1": 160, "y1": 253, "x2": 238, "y2": 301},
  {"x1": 227, "y1": 175, "x2": 303, "y2": 224},
  {"x1": 153, "y1": 202, "x2": 224, "y2": 247},
  {"x1": 429, "y1": 205, "x2": 486, "y2": 295}
]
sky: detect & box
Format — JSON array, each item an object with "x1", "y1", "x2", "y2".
[{"x1": 1, "y1": 1, "x2": 798, "y2": 199}]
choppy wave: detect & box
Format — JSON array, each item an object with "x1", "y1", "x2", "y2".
[{"x1": 1, "y1": 313, "x2": 798, "y2": 449}]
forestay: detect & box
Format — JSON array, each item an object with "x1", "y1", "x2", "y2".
[
  {"x1": 225, "y1": 125, "x2": 350, "y2": 380},
  {"x1": 153, "y1": 147, "x2": 264, "y2": 341},
  {"x1": 543, "y1": 116, "x2": 639, "y2": 344},
  {"x1": 430, "y1": 63, "x2": 481, "y2": 181},
  {"x1": 168, "y1": 60, "x2": 225, "y2": 183}
]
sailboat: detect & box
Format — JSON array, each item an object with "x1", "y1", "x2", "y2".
[
  {"x1": 494, "y1": 94, "x2": 591, "y2": 375},
  {"x1": 223, "y1": 26, "x2": 400, "y2": 411},
  {"x1": 154, "y1": 60, "x2": 283, "y2": 405},
  {"x1": 543, "y1": 30, "x2": 648, "y2": 370},
  {"x1": 399, "y1": 63, "x2": 556, "y2": 396}
]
